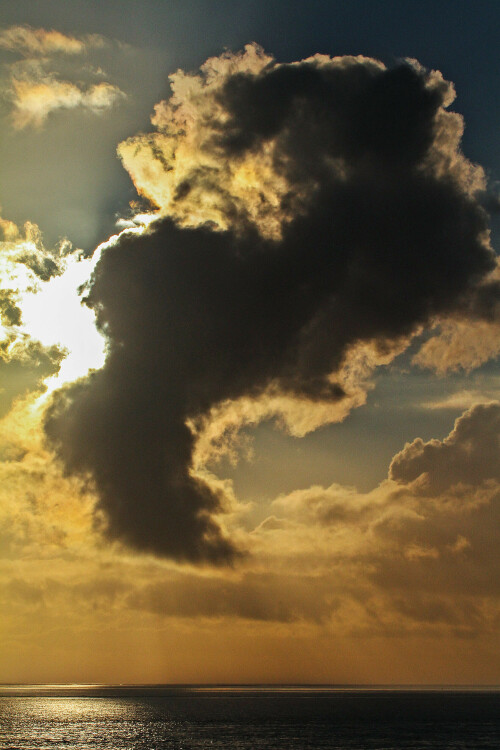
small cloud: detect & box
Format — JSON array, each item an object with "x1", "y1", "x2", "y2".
[
  {"x1": 404, "y1": 543, "x2": 440, "y2": 561},
  {"x1": 0, "y1": 25, "x2": 104, "y2": 57},
  {"x1": 11, "y1": 77, "x2": 125, "y2": 129},
  {"x1": 253, "y1": 515, "x2": 292, "y2": 532},
  {"x1": 447, "y1": 535, "x2": 471, "y2": 554},
  {"x1": 414, "y1": 317, "x2": 500, "y2": 374},
  {"x1": 0, "y1": 26, "x2": 125, "y2": 129},
  {"x1": 421, "y1": 389, "x2": 500, "y2": 410}
]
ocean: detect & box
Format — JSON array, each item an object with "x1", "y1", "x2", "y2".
[{"x1": 0, "y1": 685, "x2": 499, "y2": 749}]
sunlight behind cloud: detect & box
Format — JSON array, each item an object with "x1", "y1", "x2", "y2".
[
  {"x1": 19, "y1": 252, "x2": 106, "y2": 392},
  {"x1": 0, "y1": 12, "x2": 499, "y2": 689},
  {"x1": 1, "y1": 211, "x2": 107, "y2": 394}
]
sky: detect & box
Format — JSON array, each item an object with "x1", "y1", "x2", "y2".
[{"x1": 1, "y1": 0, "x2": 500, "y2": 685}]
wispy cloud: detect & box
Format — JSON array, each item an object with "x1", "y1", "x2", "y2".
[
  {"x1": 421, "y1": 389, "x2": 500, "y2": 410},
  {"x1": 0, "y1": 25, "x2": 105, "y2": 56},
  {"x1": 413, "y1": 314, "x2": 500, "y2": 374},
  {"x1": 11, "y1": 75, "x2": 125, "y2": 129},
  {"x1": 0, "y1": 25, "x2": 125, "y2": 128}
]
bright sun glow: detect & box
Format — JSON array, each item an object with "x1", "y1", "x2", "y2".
[{"x1": 18, "y1": 250, "x2": 107, "y2": 393}]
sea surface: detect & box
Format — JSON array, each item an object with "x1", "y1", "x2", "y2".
[{"x1": 0, "y1": 685, "x2": 499, "y2": 749}]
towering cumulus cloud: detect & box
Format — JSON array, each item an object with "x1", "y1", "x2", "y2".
[{"x1": 45, "y1": 46, "x2": 499, "y2": 563}]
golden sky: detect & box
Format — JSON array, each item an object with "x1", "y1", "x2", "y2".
[{"x1": 1, "y1": 9, "x2": 500, "y2": 685}]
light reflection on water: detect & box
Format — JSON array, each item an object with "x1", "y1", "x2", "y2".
[
  {"x1": 1, "y1": 690, "x2": 499, "y2": 749},
  {"x1": 12, "y1": 696, "x2": 135, "y2": 719}
]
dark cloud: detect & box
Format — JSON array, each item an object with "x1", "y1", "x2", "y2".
[
  {"x1": 16, "y1": 249, "x2": 62, "y2": 282},
  {"x1": 390, "y1": 402, "x2": 500, "y2": 493},
  {"x1": 45, "y1": 53, "x2": 499, "y2": 563},
  {"x1": 0, "y1": 289, "x2": 22, "y2": 326},
  {"x1": 216, "y1": 59, "x2": 442, "y2": 177},
  {"x1": 127, "y1": 572, "x2": 333, "y2": 623}
]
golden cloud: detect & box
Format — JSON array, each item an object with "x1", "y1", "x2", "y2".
[
  {"x1": 0, "y1": 25, "x2": 105, "y2": 56},
  {"x1": 1, "y1": 398, "x2": 500, "y2": 687},
  {"x1": 0, "y1": 26, "x2": 125, "y2": 128},
  {"x1": 118, "y1": 44, "x2": 291, "y2": 238},
  {"x1": 11, "y1": 76, "x2": 125, "y2": 129},
  {"x1": 2, "y1": 42, "x2": 500, "y2": 683}
]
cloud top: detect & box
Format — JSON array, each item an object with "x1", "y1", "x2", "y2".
[{"x1": 390, "y1": 402, "x2": 500, "y2": 492}]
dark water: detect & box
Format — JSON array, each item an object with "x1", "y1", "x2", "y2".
[{"x1": 1, "y1": 686, "x2": 499, "y2": 749}]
